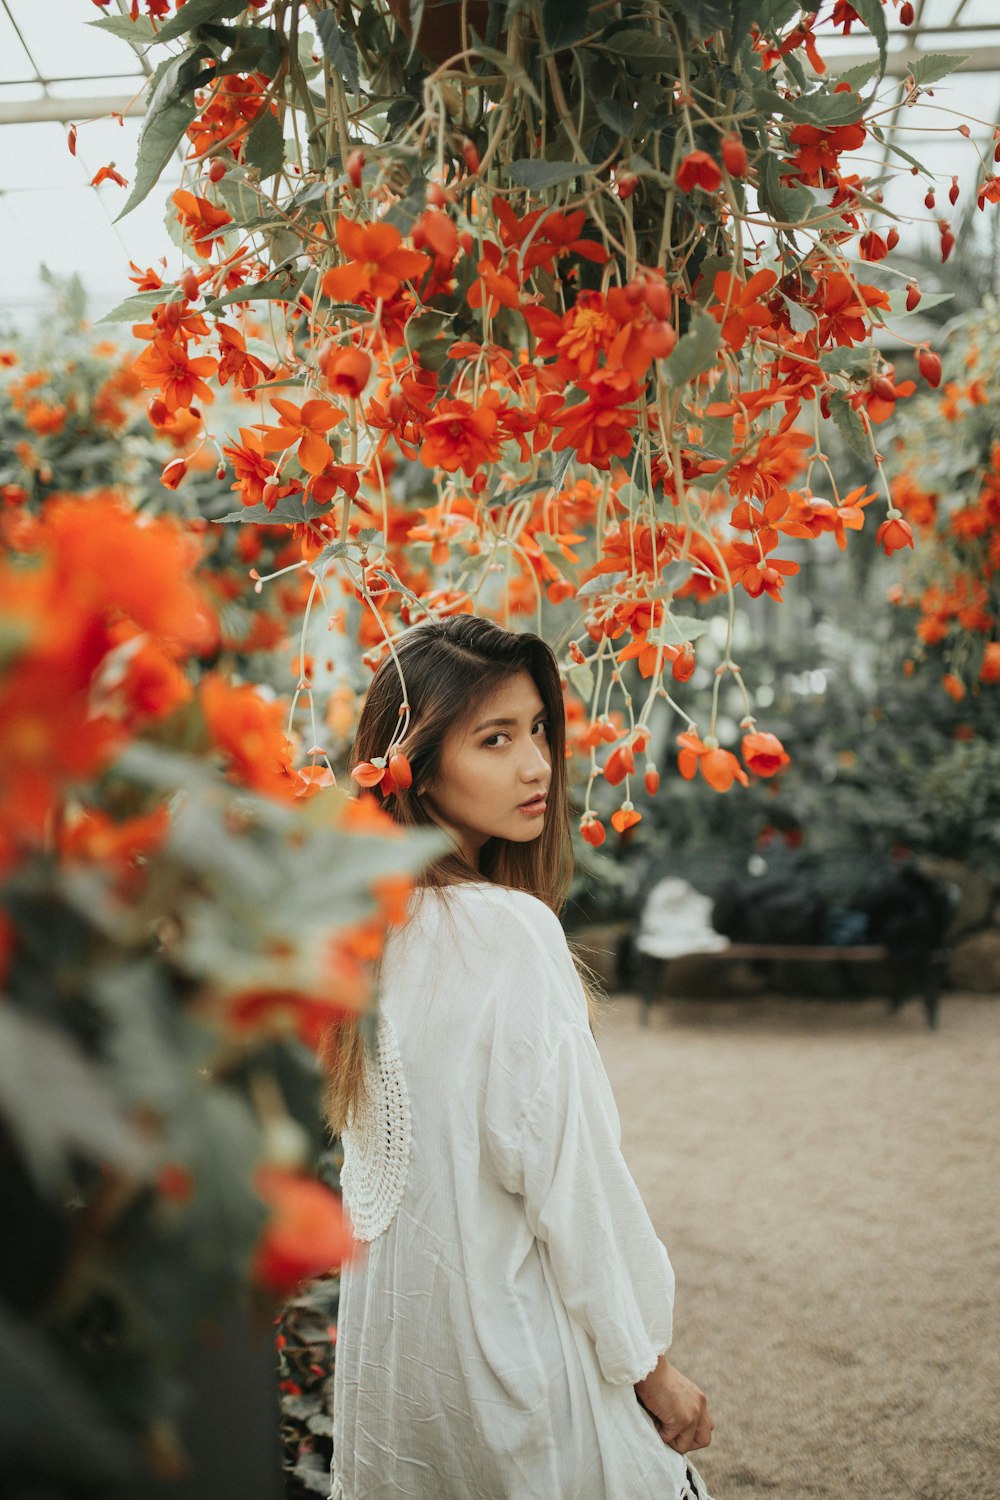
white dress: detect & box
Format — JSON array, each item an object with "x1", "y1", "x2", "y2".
[{"x1": 330, "y1": 881, "x2": 712, "y2": 1500}]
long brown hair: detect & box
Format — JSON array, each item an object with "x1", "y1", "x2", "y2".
[{"x1": 322, "y1": 615, "x2": 604, "y2": 1135}]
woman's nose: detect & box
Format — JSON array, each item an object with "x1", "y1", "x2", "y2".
[{"x1": 521, "y1": 740, "x2": 551, "y2": 778}]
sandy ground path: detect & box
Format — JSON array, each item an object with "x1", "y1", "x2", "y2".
[{"x1": 598, "y1": 990, "x2": 1000, "y2": 1500}]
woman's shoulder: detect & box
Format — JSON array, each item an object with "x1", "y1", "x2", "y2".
[{"x1": 426, "y1": 881, "x2": 566, "y2": 947}]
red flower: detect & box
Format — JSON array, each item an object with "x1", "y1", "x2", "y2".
[
  {"x1": 676, "y1": 151, "x2": 722, "y2": 193},
  {"x1": 253, "y1": 1167, "x2": 355, "y2": 1295},
  {"x1": 580, "y1": 816, "x2": 606, "y2": 847},
  {"x1": 603, "y1": 743, "x2": 634, "y2": 786},
  {"x1": 742, "y1": 732, "x2": 790, "y2": 777}
]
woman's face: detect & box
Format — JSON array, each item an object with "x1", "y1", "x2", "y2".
[{"x1": 419, "y1": 670, "x2": 552, "y2": 868}]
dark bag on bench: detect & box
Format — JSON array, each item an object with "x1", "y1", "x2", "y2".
[
  {"x1": 852, "y1": 864, "x2": 952, "y2": 959},
  {"x1": 712, "y1": 874, "x2": 827, "y2": 945}
]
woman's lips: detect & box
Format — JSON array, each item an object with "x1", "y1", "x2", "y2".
[{"x1": 517, "y1": 796, "x2": 547, "y2": 816}]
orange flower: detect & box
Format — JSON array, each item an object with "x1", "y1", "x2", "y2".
[
  {"x1": 322, "y1": 346, "x2": 372, "y2": 400},
  {"x1": 200, "y1": 672, "x2": 295, "y2": 800},
  {"x1": 418, "y1": 394, "x2": 503, "y2": 477},
  {"x1": 979, "y1": 643, "x2": 1000, "y2": 684},
  {"x1": 350, "y1": 761, "x2": 385, "y2": 788},
  {"x1": 170, "y1": 189, "x2": 232, "y2": 259},
  {"x1": 132, "y1": 337, "x2": 218, "y2": 412},
  {"x1": 942, "y1": 673, "x2": 965, "y2": 702},
  {"x1": 467, "y1": 241, "x2": 523, "y2": 317},
  {"x1": 677, "y1": 730, "x2": 749, "y2": 792},
  {"x1": 216, "y1": 322, "x2": 274, "y2": 389},
  {"x1": 742, "y1": 732, "x2": 790, "y2": 777},
  {"x1": 710, "y1": 269, "x2": 778, "y2": 351},
  {"x1": 90, "y1": 162, "x2": 128, "y2": 188},
  {"x1": 551, "y1": 369, "x2": 638, "y2": 470},
  {"x1": 58, "y1": 805, "x2": 171, "y2": 866},
  {"x1": 876, "y1": 515, "x2": 914, "y2": 555},
  {"x1": 321, "y1": 216, "x2": 430, "y2": 302},
  {"x1": 256, "y1": 396, "x2": 345, "y2": 475},
  {"x1": 252, "y1": 1167, "x2": 355, "y2": 1295},
  {"x1": 221, "y1": 427, "x2": 283, "y2": 506},
  {"x1": 611, "y1": 805, "x2": 641, "y2": 833}
]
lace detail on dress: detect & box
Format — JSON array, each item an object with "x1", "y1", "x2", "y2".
[{"x1": 339, "y1": 1012, "x2": 411, "y2": 1243}]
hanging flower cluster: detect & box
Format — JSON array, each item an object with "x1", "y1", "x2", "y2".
[
  {"x1": 89, "y1": 0, "x2": 999, "y2": 842},
  {"x1": 884, "y1": 301, "x2": 1000, "y2": 702}
]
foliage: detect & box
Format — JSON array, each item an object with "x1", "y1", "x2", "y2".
[
  {"x1": 85, "y1": 0, "x2": 1000, "y2": 849},
  {"x1": 0, "y1": 375, "x2": 446, "y2": 1490},
  {"x1": 568, "y1": 615, "x2": 1000, "y2": 927},
  {"x1": 883, "y1": 298, "x2": 1000, "y2": 693}
]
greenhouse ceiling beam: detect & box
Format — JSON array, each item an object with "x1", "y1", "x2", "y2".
[{"x1": 0, "y1": 94, "x2": 147, "y2": 125}]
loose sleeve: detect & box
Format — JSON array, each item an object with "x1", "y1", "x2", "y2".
[{"x1": 478, "y1": 901, "x2": 676, "y2": 1387}]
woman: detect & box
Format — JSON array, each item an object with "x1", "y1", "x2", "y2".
[{"x1": 326, "y1": 615, "x2": 715, "y2": 1500}]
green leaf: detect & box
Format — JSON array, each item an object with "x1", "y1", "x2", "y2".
[
  {"x1": 601, "y1": 29, "x2": 678, "y2": 68},
  {"x1": 757, "y1": 153, "x2": 814, "y2": 225},
  {"x1": 309, "y1": 540, "x2": 352, "y2": 572},
  {"x1": 552, "y1": 448, "x2": 573, "y2": 492},
  {"x1": 678, "y1": 0, "x2": 732, "y2": 42},
  {"x1": 828, "y1": 392, "x2": 871, "y2": 461},
  {"x1": 204, "y1": 271, "x2": 308, "y2": 313},
  {"x1": 843, "y1": 0, "x2": 886, "y2": 81},
  {"x1": 88, "y1": 14, "x2": 157, "y2": 42},
  {"x1": 491, "y1": 478, "x2": 550, "y2": 509},
  {"x1": 885, "y1": 289, "x2": 953, "y2": 318},
  {"x1": 835, "y1": 58, "x2": 881, "y2": 91},
  {"x1": 94, "y1": 288, "x2": 182, "y2": 324},
  {"x1": 577, "y1": 570, "x2": 628, "y2": 598},
  {"x1": 819, "y1": 347, "x2": 873, "y2": 378},
  {"x1": 0, "y1": 1009, "x2": 153, "y2": 1193},
  {"x1": 595, "y1": 97, "x2": 640, "y2": 137},
  {"x1": 384, "y1": 178, "x2": 427, "y2": 235},
  {"x1": 149, "y1": 0, "x2": 252, "y2": 45},
  {"x1": 243, "y1": 109, "x2": 285, "y2": 181},
  {"x1": 908, "y1": 53, "x2": 967, "y2": 88},
  {"x1": 115, "y1": 48, "x2": 201, "y2": 220},
  {"x1": 214, "y1": 496, "x2": 336, "y2": 525},
  {"x1": 542, "y1": 0, "x2": 595, "y2": 51},
  {"x1": 648, "y1": 613, "x2": 711, "y2": 647},
  {"x1": 314, "y1": 13, "x2": 360, "y2": 93},
  {"x1": 754, "y1": 83, "x2": 865, "y2": 128},
  {"x1": 661, "y1": 312, "x2": 720, "y2": 386},
  {"x1": 878, "y1": 133, "x2": 929, "y2": 175},
  {"x1": 568, "y1": 663, "x2": 595, "y2": 701},
  {"x1": 506, "y1": 159, "x2": 592, "y2": 188}
]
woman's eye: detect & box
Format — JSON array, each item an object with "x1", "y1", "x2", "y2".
[{"x1": 482, "y1": 722, "x2": 547, "y2": 748}]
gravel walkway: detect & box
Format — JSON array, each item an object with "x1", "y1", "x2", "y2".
[{"x1": 598, "y1": 990, "x2": 1000, "y2": 1500}]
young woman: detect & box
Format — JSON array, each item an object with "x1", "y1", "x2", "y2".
[{"x1": 326, "y1": 615, "x2": 715, "y2": 1500}]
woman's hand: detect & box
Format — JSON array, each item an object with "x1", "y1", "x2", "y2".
[{"x1": 634, "y1": 1355, "x2": 714, "y2": 1454}]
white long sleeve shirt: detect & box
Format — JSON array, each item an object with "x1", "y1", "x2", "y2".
[{"x1": 330, "y1": 881, "x2": 710, "y2": 1500}]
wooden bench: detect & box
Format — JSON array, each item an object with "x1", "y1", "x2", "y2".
[{"x1": 633, "y1": 941, "x2": 949, "y2": 1030}]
